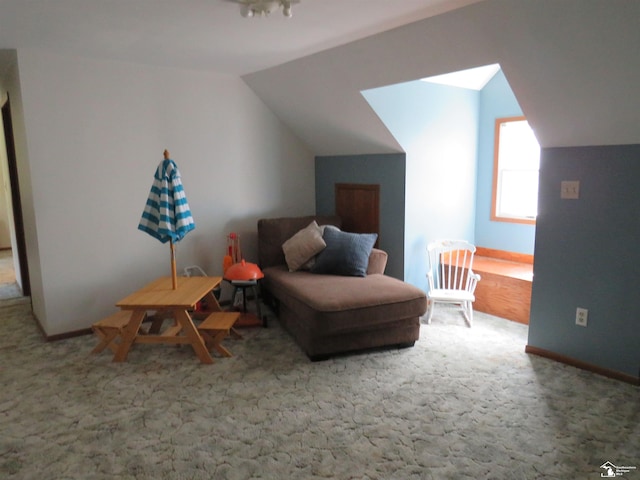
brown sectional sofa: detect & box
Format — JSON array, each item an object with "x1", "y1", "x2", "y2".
[{"x1": 257, "y1": 215, "x2": 427, "y2": 360}]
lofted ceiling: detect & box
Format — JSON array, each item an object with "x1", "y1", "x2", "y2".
[
  {"x1": 244, "y1": 0, "x2": 640, "y2": 154},
  {"x1": 2, "y1": 0, "x2": 639, "y2": 157},
  {"x1": 0, "y1": 0, "x2": 481, "y2": 76}
]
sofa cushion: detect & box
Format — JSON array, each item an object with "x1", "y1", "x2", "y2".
[
  {"x1": 258, "y1": 216, "x2": 342, "y2": 269},
  {"x1": 311, "y1": 229, "x2": 378, "y2": 277},
  {"x1": 263, "y1": 266, "x2": 427, "y2": 335},
  {"x1": 282, "y1": 221, "x2": 326, "y2": 271}
]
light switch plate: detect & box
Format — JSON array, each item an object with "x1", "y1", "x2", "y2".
[{"x1": 561, "y1": 180, "x2": 580, "y2": 199}]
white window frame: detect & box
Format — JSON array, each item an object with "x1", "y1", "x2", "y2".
[{"x1": 491, "y1": 116, "x2": 540, "y2": 225}]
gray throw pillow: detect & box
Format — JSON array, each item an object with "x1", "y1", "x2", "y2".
[{"x1": 311, "y1": 228, "x2": 378, "y2": 277}]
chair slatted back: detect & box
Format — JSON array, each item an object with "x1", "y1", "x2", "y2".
[{"x1": 428, "y1": 240, "x2": 476, "y2": 292}]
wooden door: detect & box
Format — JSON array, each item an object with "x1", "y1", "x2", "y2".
[{"x1": 335, "y1": 183, "x2": 380, "y2": 245}]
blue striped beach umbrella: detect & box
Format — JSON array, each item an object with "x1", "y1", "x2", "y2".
[{"x1": 138, "y1": 150, "x2": 195, "y2": 289}]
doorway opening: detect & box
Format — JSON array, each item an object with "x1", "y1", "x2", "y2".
[{"x1": 1, "y1": 95, "x2": 30, "y2": 300}]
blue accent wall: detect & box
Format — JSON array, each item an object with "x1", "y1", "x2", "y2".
[
  {"x1": 315, "y1": 73, "x2": 638, "y2": 379},
  {"x1": 315, "y1": 153, "x2": 406, "y2": 280},
  {"x1": 315, "y1": 72, "x2": 536, "y2": 287},
  {"x1": 475, "y1": 71, "x2": 536, "y2": 254},
  {"x1": 362, "y1": 80, "x2": 479, "y2": 290},
  {"x1": 529, "y1": 144, "x2": 640, "y2": 377}
]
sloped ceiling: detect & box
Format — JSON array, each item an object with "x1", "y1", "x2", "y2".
[
  {"x1": 243, "y1": 0, "x2": 640, "y2": 155},
  {"x1": 0, "y1": 0, "x2": 482, "y2": 76}
]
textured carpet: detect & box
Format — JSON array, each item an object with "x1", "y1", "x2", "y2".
[
  {"x1": 0, "y1": 249, "x2": 15, "y2": 282},
  {"x1": 0, "y1": 282, "x2": 21, "y2": 300},
  {"x1": 0, "y1": 302, "x2": 638, "y2": 480}
]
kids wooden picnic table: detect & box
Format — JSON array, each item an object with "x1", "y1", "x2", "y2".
[{"x1": 113, "y1": 275, "x2": 222, "y2": 364}]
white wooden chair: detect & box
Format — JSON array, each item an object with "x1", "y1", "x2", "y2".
[{"x1": 426, "y1": 240, "x2": 480, "y2": 327}]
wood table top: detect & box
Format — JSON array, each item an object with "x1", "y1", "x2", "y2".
[{"x1": 116, "y1": 276, "x2": 222, "y2": 310}]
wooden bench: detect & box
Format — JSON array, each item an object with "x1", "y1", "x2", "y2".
[
  {"x1": 197, "y1": 312, "x2": 242, "y2": 357},
  {"x1": 91, "y1": 310, "x2": 136, "y2": 354},
  {"x1": 91, "y1": 310, "x2": 169, "y2": 354},
  {"x1": 472, "y1": 247, "x2": 533, "y2": 324}
]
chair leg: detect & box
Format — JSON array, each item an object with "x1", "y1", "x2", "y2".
[
  {"x1": 426, "y1": 299, "x2": 435, "y2": 324},
  {"x1": 464, "y1": 301, "x2": 473, "y2": 327}
]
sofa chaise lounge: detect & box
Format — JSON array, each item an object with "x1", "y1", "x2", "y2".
[{"x1": 257, "y1": 215, "x2": 427, "y2": 360}]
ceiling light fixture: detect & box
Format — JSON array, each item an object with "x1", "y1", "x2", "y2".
[{"x1": 239, "y1": 0, "x2": 299, "y2": 18}]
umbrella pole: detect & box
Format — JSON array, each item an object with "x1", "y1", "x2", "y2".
[{"x1": 170, "y1": 239, "x2": 178, "y2": 289}]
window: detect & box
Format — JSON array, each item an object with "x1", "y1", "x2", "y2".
[{"x1": 491, "y1": 116, "x2": 540, "y2": 224}]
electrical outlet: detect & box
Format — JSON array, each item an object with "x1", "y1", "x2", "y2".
[{"x1": 575, "y1": 307, "x2": 588, "y2": 327}]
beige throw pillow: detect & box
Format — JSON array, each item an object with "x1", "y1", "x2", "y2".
[{"x1": 282, "y1": 221, "x2": 326, "y2": 271}]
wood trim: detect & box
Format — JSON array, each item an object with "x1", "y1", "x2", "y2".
[
  {"x1": 491, "y1": 215, "x2": 536, "y2": 226},
  {"x1": 46, "y1": 327, "x2": 93, "y2": 342},
  {"x1": 525, "y1": 345, "x2": 640, "y2": 386},
  {"x1": 476, "y1": 247, "x2": 534, "y2": 265},
  {"x1": 475, "y1": 271, "x2": 531, "y2": 324},
  {"x1": 491, "y1": 115, "x2": 536, "y2": 226}
]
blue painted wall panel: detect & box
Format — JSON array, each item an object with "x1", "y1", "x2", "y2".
[
  {"x1": 362, "y1": 81, "x2": 478, "y2": 290},
  {"x1": 475, "y1": 70, "x2": 536, "y2": 254},
  {"x1": 315, "y1": 153, "x2": 406, "y2": 280},
  {"x1": 528, "y1": 144, "x2": 640, "y2": 377},
  {"x1": 315, "y1": 72, "x2": 639, "y2": 378}
]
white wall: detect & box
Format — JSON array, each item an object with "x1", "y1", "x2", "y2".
[{"x1": 15, "y1": 48, "x2": 315, "y2": 335}]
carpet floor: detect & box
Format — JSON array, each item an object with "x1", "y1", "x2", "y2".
[
  {"x1": 0, "y1": 302, "x2": 638, "y2": 479},
  {"x1": 0, "y1": 249, "x2": 21, "y2": 300}
]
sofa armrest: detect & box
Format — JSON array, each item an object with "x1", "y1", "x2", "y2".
[{"x1": 367, "y1": 248, "x2": 388, "y2": 275}]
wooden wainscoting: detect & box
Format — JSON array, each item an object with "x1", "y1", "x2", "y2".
[{"x1": 472, "y1": 247, "x2": 533, "y2": 324}]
